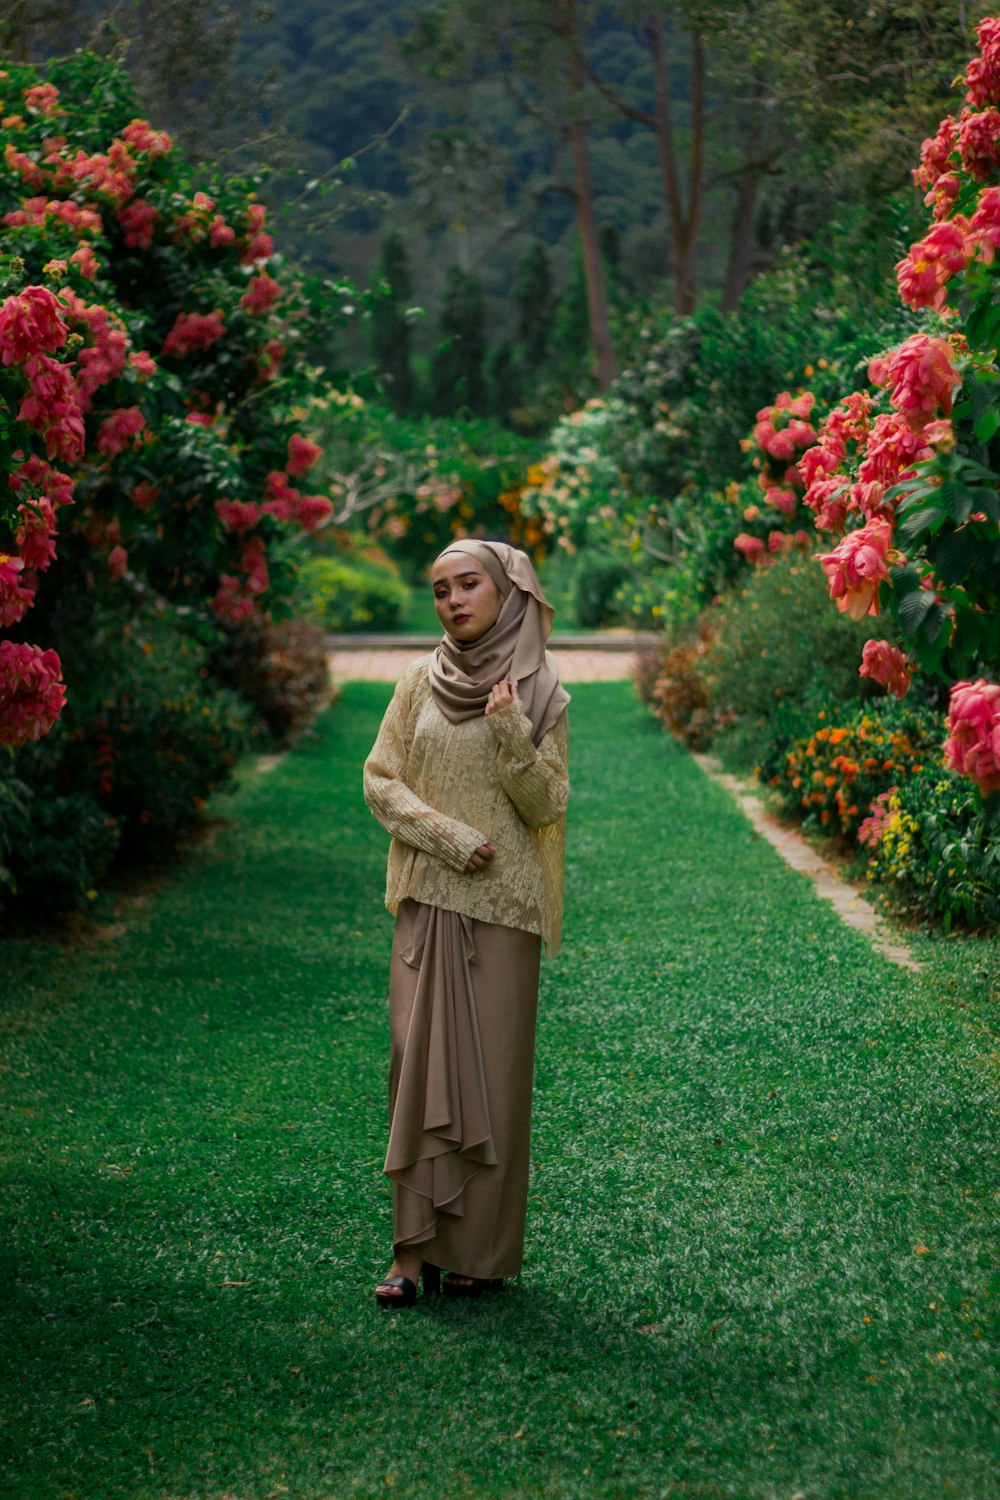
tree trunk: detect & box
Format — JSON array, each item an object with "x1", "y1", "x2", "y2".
[
  {"x1": 722, "y1": 79, "x2": 767, "y2": 311},
  {"x1": 648, "y1": 14, "x2": 706, "y2": 316},
  {"x1": 722, "y1": 165, "x2": 762, "y2": 310},
  {"x1": 563, "y1": 0, "x2": 617, "y2": 388}
]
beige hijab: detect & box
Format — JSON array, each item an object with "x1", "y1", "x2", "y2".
[{"x1": 427, "y1": 540, "x2": 570, "y2": 746}]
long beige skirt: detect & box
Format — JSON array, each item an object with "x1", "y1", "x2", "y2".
[{"x1": 384, "y1": 897, "x2": 542, "y2": 1280}]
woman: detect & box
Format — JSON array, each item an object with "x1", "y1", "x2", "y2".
[{"x1": 363, "y1": 539, "x2": 570, "y2": 1306}]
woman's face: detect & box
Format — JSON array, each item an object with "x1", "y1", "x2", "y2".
[{"x1": 430, "y1": 555, "x2": 503, "y2": 642}]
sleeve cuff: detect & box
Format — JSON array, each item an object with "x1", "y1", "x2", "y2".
[{"x1": 485, "y1": 701, "x2": 535, "y2": 753}]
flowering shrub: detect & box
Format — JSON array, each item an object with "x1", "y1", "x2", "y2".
[
  {"x1": 0, "y1": 53, "x2": 346, "y2": 756},
  {"x1": 769, "y1": 701, "x2": 942, "y2": 841},
  {"x1": 778, "y1": 18, "x2": 1000, "y2": 811},
  {"x1": 862, "y1": 765, "x2": 1000, "y2": 929}
]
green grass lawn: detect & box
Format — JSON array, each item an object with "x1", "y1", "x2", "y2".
[{"x1": 1, "y1": 682, "x2": 998, "y2": 1500}]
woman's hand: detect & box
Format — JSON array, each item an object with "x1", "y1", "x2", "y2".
[
  {"x1": 485, "y1": 679, "x2": 519, "y2": 716},
  {"x1": 465, "y1": 841, "x2": 497, "y2": 872}
]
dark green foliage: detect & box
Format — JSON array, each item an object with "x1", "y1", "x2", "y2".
[
  {"x1": 0, "y1": 781, "x2": 119, "y2": 910},
  {"x1": 515, "y1": 240, "x2": 555, "y2": 369},
  {"x1": 431, "y1": 266, "x2": 487, "y2": 416},
  {"x1": 551, "y1": 242, "x2": 590, "y2": 369},
  {"x1": 486, "y1": 339, "x2": 519, "y2": 422},
  {"x1": 370, "y1": 229, "x2": 415, "y2": 414},
  {"x1": 574, "y1": 551, "x2": 631, "y2": 627},
  {"x1": 1, "y1": 683, "x2": 999, "y2": 1497}
]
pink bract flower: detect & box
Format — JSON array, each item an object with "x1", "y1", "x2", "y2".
[
  {"x1": 969, "y1": 183, "x2": 1000, "y2": 263},
  {"x1": 0, "y1": 640, "x2": 66, "y2": 746},
  {"x1": 0, "y1": 552, "x2": 36, "y2": 625},
  {"x1": 241, "y1": 232, "x2": 274, "y2": 265},
  {"x1": 966, "y1": 33, "x2": 1000, "y2": 108},
  {"x1": 859, "y1": 639, "x2": 913, "y2": 700},
  {"x1": 212, "y1": 575, "x2": 255, "y2": 626},
  {"x1": 10, "y1": 455, "x2": 75, "y2": 509},
  {"x1": 14, "y1": 495, "x2": 58, "y2": 571},
  {"x1": 107, "y1": 545, "x2": 128, "y2": 580},
  {"x1": 0, "y1": 285, "x2": 69, "y2": 366},
  {"x1": 129, "y1": 349, "x2": 157, "y2": 379},
  {"x1": 896, "y1": 219, "x2": 972, "y2": 311},
  {"x1": 262, "y1": 470, "x2": 299, "y2": 521},
  {"x1": 913, "y1": 116, "x2": 958, "y2": 191},
  {"x1": 958, "y1": 107, "x2": 1000, "y2": 181},
  {"x1": 70, "y1": 244, "x2": 99, "y2": 281},
  {"x1": 286, "y1": 435, "x2": 323, "y2": 477},
  {"x1": 96, "y1": 406, "x2": 146, "y2": 458},
  {"x1": 119, "y1": 198, "x2": 158, "y2": 251},
  {"x1": 944, "y1": 679, "x2": 1000, "y2": 796},
  {"x1": 162, "y1": 309, "x2": 225, "y2": 359},
  {"x1": 209, "y1": 216, "x2": 236, "y2": 248},
  {"x1": 120, "y1": 119, "x2": 172, "y2": 157},
  {"x1": 4, "y1": 143, "x2": 46, "y2": 190},
  {"x1": 130, "y1": 481, "x2": 161, "y2": 512},
  {"x1": 293, "y1": 494, "x2": 334, "y2": 532},
  {"x1": 240, "y1": 272, "x2": 281, "y2": 316},
  {"x1": 854, "y1": 413, "x2": 933, "y2": 517},
  {"x1": 215, "y1": 499, "x2": 261, "y2": 535},
  {"x1": 816, "y1": 518, "x2": 894, "y2": 620},
  {"x1": 803, "y1": 477, "x2": 851, "y2": 534},
  {"x1": 734, "y1": 533, "x2": 766, "y2": 564},
  {"x1": 870, "y1": 334, "x2": 961, "y2": 428},
  {"x1": 17, "y1": 353, "x2": 85, "y2": 462},
  {"x1": 23, "y1": 83, "x2": 63, "y2": 117}
]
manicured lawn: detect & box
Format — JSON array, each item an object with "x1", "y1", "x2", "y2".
[{"x1": 1, "y1": 682, "x2": 997, "y2": 1499}]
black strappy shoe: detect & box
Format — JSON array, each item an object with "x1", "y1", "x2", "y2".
[
  {"x1": 442, "y1": 1273, "x2": 504, "y2": 1299},
  {"x1": 374, "y1": 1262, "x2": 441, "y2": 1309}
]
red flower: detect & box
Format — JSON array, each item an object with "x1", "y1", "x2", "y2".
[
  {"x1": 0, "y1": 641, "x2": 66, "y2": 747},
  {"x1": 96, "y1": 405, "x2": 146, "y2": 457},
  {"x1": 240, "y1": 272, "x2": 281, "y2": 316},
  {"x1": 816, "y1": 518, "x2": 894, "y2": 620},
  {"x1": 896, "y1": 219, "x2": 972, "y2": 311},
  {"x1": 0, "y1": 285, "x2": 69, "y2": 366},
  {"x1": 286, "y1": 434, "x2": 323, "y2": 477},
  {"x1": 119, "y1": 198, "x2": 159, "y2": 251},
  {"x1": 958, "y1": 107, "x2": 1000, "y2": 181},
  {"x1": 859, "y1": 640, "x2": 912, "y2": 700},
  {"x1": 162, "y1": 309, "x2": 225, "y2": 359}
]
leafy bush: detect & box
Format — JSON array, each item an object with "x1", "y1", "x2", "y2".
[
  {"x1": 863, "y1": 766, "x2": 1000, "y2": 929},
  {"x1": 0, "y1": 781, "x2": 119, "y2": 910},
  {"x1": 649, "y1": 623, "x2": 717, "y2": 750},
  {"x1": 574, "y1": 552, "x2": 631, "y2": 627},
  {"x1": 699, "y1": 553, "x2": 880, "y2": 766},
  {"x1": 768, "y1": 699, "x2": 943, "y2": 842},
  {"x1": 298, "y1": 553, "x2": 408, "y2": 632},
  {"x1": 207, "y1": 615, "x2": 332, "y2": 742}
]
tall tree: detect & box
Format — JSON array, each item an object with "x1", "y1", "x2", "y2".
[
  {"x1": 405, "y1": 0, "x2": 618, "y2": 387},
  {"x1": 514, "y1": 241, "x2": 556, "y2": 369},
  {"x1": 431, "y1": 266, "x2": 487, "y2": 415},
  {"x1": 370, "y1": 229, "x2": 416, "y2": 414}
]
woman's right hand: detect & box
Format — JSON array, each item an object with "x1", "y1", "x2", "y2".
[{"x1": 465, "y1": 842, "x2": 497, "y2": 872}]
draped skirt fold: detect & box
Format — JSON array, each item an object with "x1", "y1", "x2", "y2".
[{"x1": 385, "y1": 898, "x2": 542, "y2": 1281}]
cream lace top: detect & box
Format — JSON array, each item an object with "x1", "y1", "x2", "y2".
[{"x1": 363, "y1": 656, "x2": 569, "y2": 955}]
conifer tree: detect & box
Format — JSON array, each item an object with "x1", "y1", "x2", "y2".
[
  {"x1": 431, "y1": 267, "x2": 487, "y2": 416},
  {"x1": 370, "y1": 229, "x2": 415, "y2": 414},
  {"x1": 514, "y1": 241, "x2": 555, "y2": 371}
]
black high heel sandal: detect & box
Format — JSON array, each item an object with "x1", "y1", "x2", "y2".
[
  {"x1": 374, "y1": 1262, "x2": 441, "y2": 1309},
  {"x1": 442, "y1": 1273, "x2": 504, "y2": 1299}
]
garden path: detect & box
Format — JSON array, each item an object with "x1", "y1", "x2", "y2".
[{"x1": 1, "y1": 682, "x2": 995, "y2": 1500}]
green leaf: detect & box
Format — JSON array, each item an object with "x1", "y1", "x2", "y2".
[
  {"x1": 939, "y1": 479, "x2": 976, "y2": 525},
  {"x1": 931, "y1": 528, "x2": 977, "y2": 586},
  {"x1": 897, "y1": 506, "x2": 946, "y2": 546},
  {"x1": 897, "y1": 588, "x2": 936, "y2": 635},
  {"x1": 974, "y1": 407, "x2": 1000, "y2": 443}
]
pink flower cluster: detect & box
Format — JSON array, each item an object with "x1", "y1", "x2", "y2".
[
  {"x1": 815, "y1": 517, "x2": 894, "y2": 621},
  {"x1": 0, "y1": 640, "x2": 66, "y2": 747},
  {"x1": 240, "y1": 272, "x2": 281, "y2": 317},
  {"x1": 857, "y1": 788, "x2": 897, "y2": 850},
  {"x1": 868, "y1": 335, "x2": 961, "y2": 428},
  {"x1": 753, "y1": 391, "x2": 817, "y2": 466},
  {"x1": 943, "y1": 679, "x2": 1000, "y2": 797},
  {"x1": 859, "y1": 639, "x2": 913, "y2": 699},
  {"x1": 162, "y1": 309, "x2": 225, "y2": 359}
]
